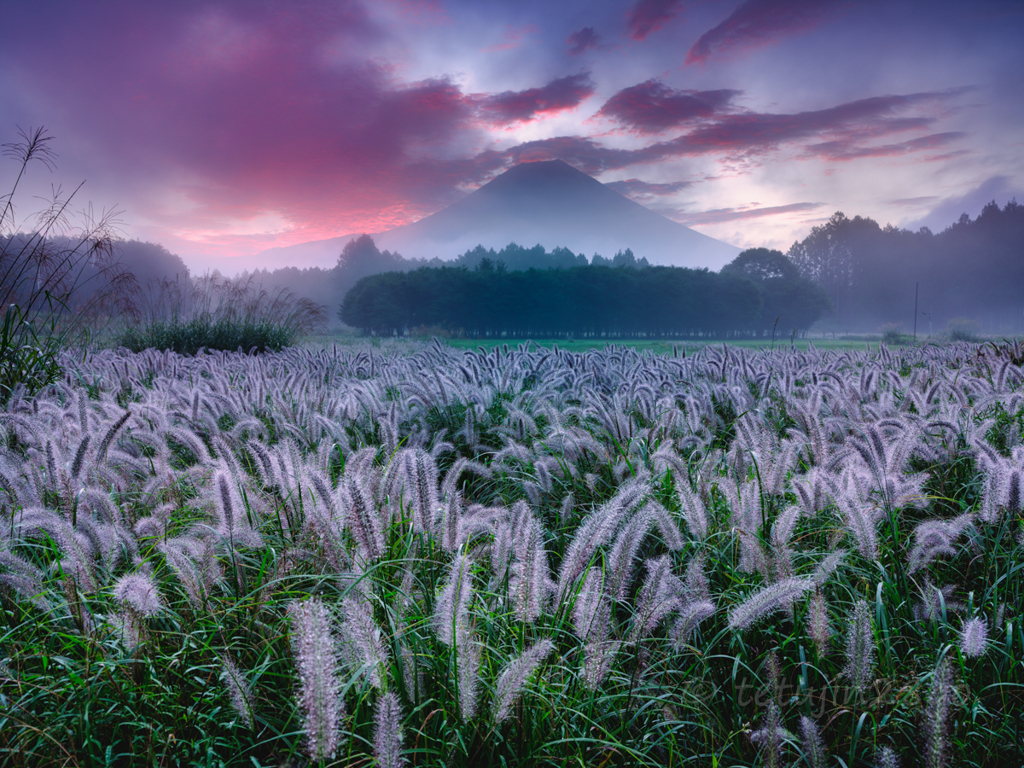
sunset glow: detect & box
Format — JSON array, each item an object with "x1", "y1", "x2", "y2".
[{"x1": 1, "y1": 0, "x2": 1021, "y2": 271}]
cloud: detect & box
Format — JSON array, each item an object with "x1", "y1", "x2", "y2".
[
  {"x1": 626, "y1": 0, "x2": 684, "y2": 41},
  {"x1": 0, "y1": 2, "x2": 586, "y2": 249},
  {"x1": 887, "y1": 196, "x2": 940, "y2": 207},
  {"x1": 567, "y1": 27, "x2": 601, "y2": 55},
  {"x1": 674, "y1": 202, "x2": 825, "y2": 226},
  {"x1": 481, "y1": 24, "x2": 539, "y2": 52},
  {"x1": 605, "y1": 179, "x2": 693, "y2": 198},
  {"x1": 497, "y1": 90, "x2": 964, "y2": 174},
  {"x1": 476, "y1": 73, "x2": 595, "y2": 125},
  {"x1": 805, "y1": 131, "x2": 967, "y2": 161},
  {"x1": 597, "y1": 80, "x2": 740, "y2": 133},
  {"x1": 686, "y1": 0, "x2": 842, "y2": 65}
]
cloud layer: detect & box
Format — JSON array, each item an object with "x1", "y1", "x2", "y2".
[{"x1": 0, "y1": 0, "x2": 1019, "y2": 263}]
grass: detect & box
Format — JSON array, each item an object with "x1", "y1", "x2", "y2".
[
  {"x1": 0, "y1": 339, "x2": 1022, "y2": 766},
  {"x1": 115, "y1": 272, "x2": 327, "y2": 354}
]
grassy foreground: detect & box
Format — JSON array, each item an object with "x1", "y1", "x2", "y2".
[{"x1": 1, "y1": 339, "x2": 1023, "y2": 766}]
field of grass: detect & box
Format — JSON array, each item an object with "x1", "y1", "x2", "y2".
[{"x1": 1, "y1": 339, "x2": 1023, "y2": 766}]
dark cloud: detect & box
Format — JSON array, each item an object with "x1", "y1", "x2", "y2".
[
  {"x1": 499, "y1": 136, "x2": 640, "y2": 176},
  {"x1": 497, "y1": 91, "x2": 963, "y2": 175},
  {"x1": 566, "y1": 27, "x2": 601, "y2": 55},
  {"x1": 686, "y1": 0, "x2": 842, "y2": 65},
  {"x1": 674, "y1": 202, "x2": 825, "y2": 226},
  {"x1": 597, "y1": 81, "x2": 740, "y2": 133},
  {"x1": 476, "y1": 73, "x2": 595, "y2": 125},
  {"x1": 805, "y1": 131, "x2": 967, "y2": 161},
  {"x1": 605, "y1": 179, "x2": 693, "y2": 198},
  {"x1": 660, "y1": 93, "x2": 951, "y2": 155},
  {"x1": 626, "y1": 0, "x2": 684, "y2": 41}
]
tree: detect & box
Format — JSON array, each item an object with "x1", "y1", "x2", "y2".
[
  {"x1": 1, "y1": 127, "x2": 138, "y2": 401},
  {"x1": 721, "y1": 247, "x2": 799, "y2": 282},
  {"x1": 722, "y1": 249, "x2": 831, "y2": 335}
]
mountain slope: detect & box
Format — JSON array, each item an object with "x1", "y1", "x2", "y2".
[{"x1": 247, "y1": 160, "x2": 739, "y2": 273}]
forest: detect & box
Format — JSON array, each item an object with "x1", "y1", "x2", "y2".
[
  {"x1": 789, "y1": 200, "x2": 1024, "y2": 333},
  {"x1": 339, "y1": 252, "x2": 830, "y2": 338}
]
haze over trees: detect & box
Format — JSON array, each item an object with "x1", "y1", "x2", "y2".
[{"x1": 789, "y1": 201, "x2": 1024, "y2": 333}]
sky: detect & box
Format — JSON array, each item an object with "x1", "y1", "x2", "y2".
[{"x1": 1, "y1": 0, "x2": 1022, "y2": 270}]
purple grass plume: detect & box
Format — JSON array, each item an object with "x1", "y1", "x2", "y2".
[
  {"x1": 288, "y1": 597, "x2": 345, "y2": 761},
  {"x1": 374, "y1": 691, "x2": 406, "y2": 768},
  {"x1": 959, "y1": 616, "x2": 989, "y2": 658},
  {"x1": 728, "y1": 577, "x2": 814, "y2": 632},
  {"x1": 113, "y1": 572, "x2": 163, "y2": 617},
  {"x1": 922, "y1": 656, "x2": 954, "y2": 768},
  {"x1": 220, "y1": 656, "x2": 255, "y2": 729},
  {"x1": 843, "y1": 599, "x2": 875, "y2": 699},
  {"x1": 799, "y1": 715, "x2": 827, "y2": 768},
  {"x1": 493, "y1": 639, "x2": 554, "y2": 723}
]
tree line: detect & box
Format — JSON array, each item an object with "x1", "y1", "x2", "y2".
[
  {"x1": 789, "y1": 200, "x2": 1024, "y2": 333},
  {"x1": 340, "y1": 250, "x2": 830, "y2": 339}
]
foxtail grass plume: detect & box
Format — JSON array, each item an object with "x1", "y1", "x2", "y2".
[
  {"x1": 843, "y1": 600, "x2": 875, "y2": 699},
  {"x1": 728, "y1": 577, "x2": 814, "y2": 632},
  {"x1": 288, "y1": 597, "x2": 345, "y2": 761},
  {"x1": 922, "y1": 657, "x2": 954, "y2": 768},
  {"x1": 373, "y1": 691, "x2": 406, "y2": 768},
  {"x1": 875, "y1": 746, "x2": 900, "y2": 768},
  {"x1": 340, "y1": 594, "x2": 389, "y2": 689},
  {"x1": 220, "y1": 656, "x2": 255, "y2": 729},
  {"x1": 959, "y1": 616, "x2": 988, "y2": 658},
  {"x1": 113, "y1": 572, "x2": 163, "y2": 617},
  {"x1": 749, "y1": 701, "x2": 792, "y2": 768},
  {"x1": 807, "y1": 591, "x2": 832, "y2": 656},
  {"x1": 493, "y1": 639, "x2": 554, "y2": 723},
  {"x1": 799, "y1": 715, "x2": 827, "y2": 768}
]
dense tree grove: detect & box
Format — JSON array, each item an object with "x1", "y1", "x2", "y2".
[
  {"x1": 789, "y1": 200, "x2": 1024, "y2": 332},
  {"x1": 340, "y1": 258, "x2": 829, "y2": 338}
]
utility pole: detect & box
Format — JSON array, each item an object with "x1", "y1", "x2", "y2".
[{"x1": 913, "y1": 282, "x2": 919, "y2": 342}]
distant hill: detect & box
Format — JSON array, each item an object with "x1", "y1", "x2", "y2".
[{"x1": 234, "y1": 160, "x2": 740, "y2": 274}]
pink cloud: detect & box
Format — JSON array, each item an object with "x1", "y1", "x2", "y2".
[
  {"x1": 626, "y1": 0, "x2": 684, "y2": 41},
  {"x1": 597, "y1": 80, "x2": 739, "y2": 133},
  {"x1": 0, "y1": 2, "x2": 509, "y2": 246},
  {"x1": 686, "y1": 0, "x2": 843, "y2": 65}
]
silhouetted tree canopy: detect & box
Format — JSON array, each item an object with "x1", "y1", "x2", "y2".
[
  {"x1": 722, "y1": 248, "x2": 831, "y2": 336},
  {"x1": 339, "y1": 264, "x2": 799, "y2": 338}
]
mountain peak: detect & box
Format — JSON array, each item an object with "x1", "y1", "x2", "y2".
[{"x1": 479, "y1": 159, "x2": 605, "y2": 195}]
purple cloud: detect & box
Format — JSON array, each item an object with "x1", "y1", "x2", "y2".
[
  {"x1": 606, "y1": 179, "x2": 693, "y2": 198},
  {"x1": 498, "y1": 90, "x2": 963, "y2": 175},
  {"x1": 805, "y1": 132, "x2": 967, "y2": 161},
  {"x1": 675, "y1": 202, "x2": 825, "y2": 225},
  {"x1": 476, "y1": 73, "x2": 595, "y2": 125},
  {"x1": 597, "y1": 80, "x2": 740, "y2": 133},
  {"x1": 567, "y1": 27, "x2": 601, "y2": 55},
  {"x1": 687, "y1": 0, "x2": 843, "y2": 65},
  {"x1": 626, "y1": 0, "x2": 684, "y2": 41}
]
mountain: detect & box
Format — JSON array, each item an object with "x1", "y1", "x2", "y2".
[{"x1": 241, "y1": 160, "x2": 740, "y2": 273}]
